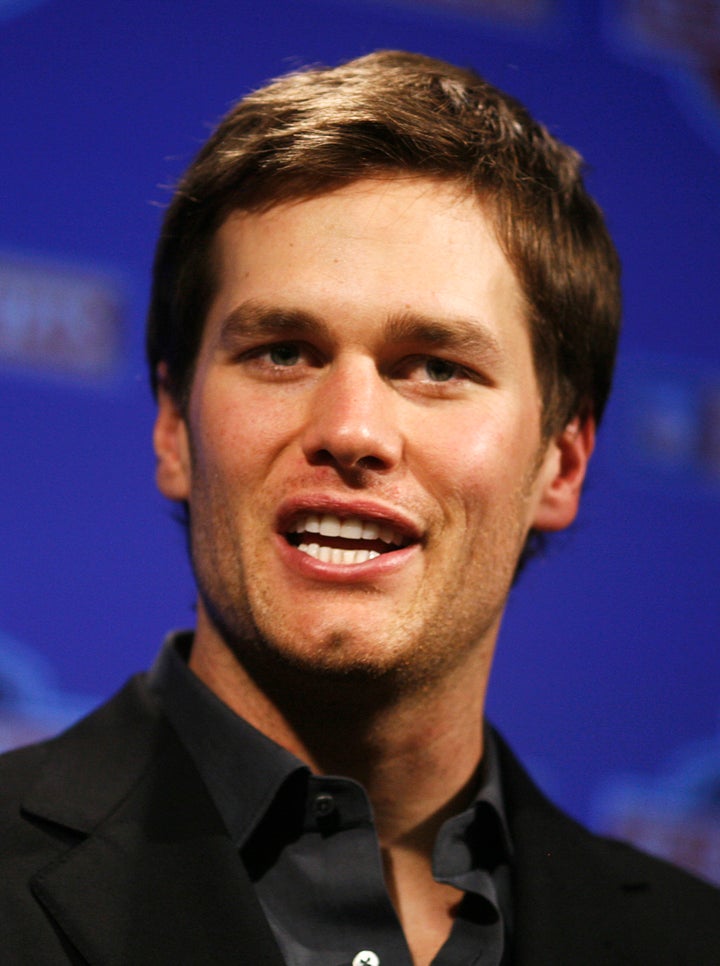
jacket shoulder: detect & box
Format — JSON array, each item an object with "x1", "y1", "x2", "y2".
[
  {"x1": 0, "y1": 674, "x2": 170, "y2": 960},
  {"x1": 0, "y1": 674, "x2": 162, "y2": 841},
  {"x1": 492, "y1": 727, "x2": 720, "y2": 964}
]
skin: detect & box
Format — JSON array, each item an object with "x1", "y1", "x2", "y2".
[{"x1": 154, "y1": 176, "x2": 593, "y2": 964}]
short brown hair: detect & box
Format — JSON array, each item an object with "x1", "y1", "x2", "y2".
[{"x1": 147, "y1": 50, "x2": 621, "y2": 435}]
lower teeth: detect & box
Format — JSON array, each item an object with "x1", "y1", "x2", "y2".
[{"x1": 297, "y1": 543, "x2": 381, "y2": 564}]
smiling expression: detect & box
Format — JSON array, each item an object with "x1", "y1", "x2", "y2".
[{"x1": 154, "y1": 177, "x2": 584, "y2": 696}]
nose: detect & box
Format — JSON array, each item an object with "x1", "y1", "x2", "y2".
[{"x1": 300, "y1": 356, "x2": 403, "y2": 475}]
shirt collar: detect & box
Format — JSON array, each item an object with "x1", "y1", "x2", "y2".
[
  {"x1": 148, "y1": 631, "x2": 513, "y2": 866},
  {"x1": 432, "y1": 732, "x2": 513, "y2": 886},
  {"x1": 148, "y1": 631, "x2": 308, "y2": 849}
]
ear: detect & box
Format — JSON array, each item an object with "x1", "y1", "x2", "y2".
[
  {"x1": 153, "y1": 367, "x2": 192, "y2": 502},
  {"x1": 531, "y1": 415, "x2": 596, "y2": 532}
]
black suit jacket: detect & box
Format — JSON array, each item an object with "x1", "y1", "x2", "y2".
[{"x1": 1, "y1": 674, "x2": 719, "y2": 965}]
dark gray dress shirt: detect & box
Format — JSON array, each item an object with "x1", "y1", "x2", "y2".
[{"x1": 149, "y1": 632, "x2": 513, "y2": 966}]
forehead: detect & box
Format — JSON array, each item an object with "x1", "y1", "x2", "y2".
[{"x1": 206, "y1": 177, "x2": 527, "y2": 344}]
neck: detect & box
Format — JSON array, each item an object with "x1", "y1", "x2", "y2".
[
  {"x1": 189, "y1": 610, "x2": 498, "y2": 966},
  {"x1": 188, "y1": 609, "x2": 493, "y2": 847}
]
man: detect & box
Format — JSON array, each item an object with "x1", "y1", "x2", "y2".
[{"x1": 1, "y1": 51, "x2": 718, "y2": 965}]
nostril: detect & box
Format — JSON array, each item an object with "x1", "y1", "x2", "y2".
[
  {"x1": 305, "y1": 447, "x2": 392, "y2": 477},
  {"x1": 355, "y1": 454, "x2": 389, "y2": 471},
  {"x1": 307, "y1": 441, "x2": 395, "y2": 472}
]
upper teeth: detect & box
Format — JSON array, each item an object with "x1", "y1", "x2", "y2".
[{"x1": 290, "y1": 513, "x2": 403, "y2": 545}]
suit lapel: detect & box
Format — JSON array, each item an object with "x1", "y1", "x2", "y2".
[{"x1": 22, "y1": 677, "x2": 285, "y2": 966}]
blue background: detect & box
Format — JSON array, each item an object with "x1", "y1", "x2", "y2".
[{"x1": 1, "y1": 0, "x2": 718, "y2": 864}]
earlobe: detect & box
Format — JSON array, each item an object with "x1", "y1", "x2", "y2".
[
  {"x1": 153, "y1": 371, "x2": 192, "y2": 502},
  {"x1": 532, "y1": 415, "x2": 595, "y2": 532}
]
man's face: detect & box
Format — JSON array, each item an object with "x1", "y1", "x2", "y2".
[{"x1": 155, "y1": 178, "x2": 586, "y2": 694}]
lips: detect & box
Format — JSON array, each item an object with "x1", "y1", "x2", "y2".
[{"x1": 285, "y1": 511, "x2": 414, "y2": 566}]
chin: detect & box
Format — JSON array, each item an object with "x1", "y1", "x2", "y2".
[
  {"x1": 259, "y1": 625, "x2": 405, "y2": 676},
  {"x1": 229, "y1": 631, "x2": 411, "y2": 717}
]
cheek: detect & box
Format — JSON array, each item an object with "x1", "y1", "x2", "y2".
[
  {"x1": 415, "y1": 413, "x2": 525, "y2": 496},
  {"x1": 191, "y1": 386, "x2": 295, "y2": 481}
]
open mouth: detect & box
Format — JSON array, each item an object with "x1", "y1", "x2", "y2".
[{"x1": 285, "y1": 512, "x2": 412, "y2": 565}]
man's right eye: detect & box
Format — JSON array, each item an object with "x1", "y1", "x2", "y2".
[{"x1": 237, "y1": 339, "x2": 321, "y2": 375}]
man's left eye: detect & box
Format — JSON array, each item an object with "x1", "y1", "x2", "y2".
[{"x1": 268, "y1": 343, "x2": 301, "y2": 366}]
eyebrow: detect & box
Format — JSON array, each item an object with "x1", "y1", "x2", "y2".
[
  {"x1": 217, "y1": 302, "x2": 331, "y2": 348},
  {"x1": 216, "y1": 299, "x2": 505, "y2": 363},
  {"x1": 385, "y1": 311, "x2": 504, "y2": 362}
]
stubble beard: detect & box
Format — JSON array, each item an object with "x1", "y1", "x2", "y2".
[{"x1": 188, "y1": 491, "x2": 531, "y2": 723}]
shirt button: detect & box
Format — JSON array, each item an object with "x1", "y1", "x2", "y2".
[
  {"x1": 313, "y1": 792, "x2": 336, "y2": 818},
  {"x1": 352, "y1": 952, "x2": 380, "y2": 966}
]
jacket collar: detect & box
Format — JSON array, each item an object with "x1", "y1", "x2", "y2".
[{"x1": 21, "y1": 676, "x2": 285, "y2": 966}]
